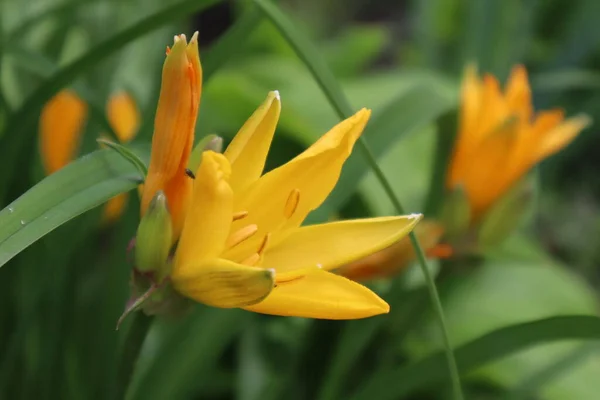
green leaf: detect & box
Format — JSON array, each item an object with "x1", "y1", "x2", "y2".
[
  {"x1": 97, "y1": 138, "x2": 148, "y2": 179},
  {"x1": 251, "y1": 0, "x2": 352, "y2": 118},
  {"x1": 350, "y1": 315, "x2": 600, "y2": 400},
  {"x1": 0, "y1": 146, "x2": 149, "y2": 268},
  {"x1": 127, "y1": 307, "x2": 250, "y2": 400},
  {"x1": 352, "y1": 256, "x2": 600, "y2": 400}
]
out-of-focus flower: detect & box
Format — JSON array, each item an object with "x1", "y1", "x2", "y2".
[
  {"x1": 39, "y1": 89, "x2": 140, "y2": 223},
  {"x1": 140, "y1": 32, "x2": 202, "y2": 240},
  {"x1": 447, "y1": 65, "x2": 590, "y2": 221},
  {"x1": 336, "y1": 221, "x2": 448, "y2": 282},
  {"x1": 170, "y1": 91, "x2": 422, "y2": 319},
  {"x1": 40, "y1": 90, "x2": 88, "y2": 175}
]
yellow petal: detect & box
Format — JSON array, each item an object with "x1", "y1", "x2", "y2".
[
  {"x1": 226, "y1": 109, "x2": 371, "y2": 260},
  {"x1": 106, "y1": 91, "x2": 140, "y2": 143},
  {"x1": 172, "y1": 258, "x2": 274, "y2": 308},
  {"x1": 337, "y1": 220, "x2": 446, "y2": 281},
  {"x1": 261, "y1": 214, "x2": 422, "y2": 272},
  {"x1": 102, "y1": 193, "x2": 128, "y2": 224},
  {"x1": 140, "y1": 33, "x2": 202, "y2": 238},
  {"x1": 39, "y1": 90, "x2": 88, "y2": 175},
  {"x1": 174, "y1": 151, "x2": 232, "y2": 271},
  {"x1": 244, "y1": 268, "x2": 389, "y2": 319},
  {"x1": 224, "y1": 91, "x2": 281, "y2": 193}
]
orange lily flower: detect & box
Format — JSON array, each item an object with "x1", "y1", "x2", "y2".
[{"x1": 447, "y1": 65, "x2": 590, "y2": 220}]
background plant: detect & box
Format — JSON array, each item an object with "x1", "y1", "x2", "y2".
[{"x1": 1, "y1": 0, "x2": 599, "y2": 399}]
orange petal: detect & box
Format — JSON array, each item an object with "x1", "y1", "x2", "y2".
[
  {"x1": 39, "y1": 90, "x2": 88, "y2": 174},
  {"x1": 106, "y1": 92, "x2": 140, "y2": 143}
]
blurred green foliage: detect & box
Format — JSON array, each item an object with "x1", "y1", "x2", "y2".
[{"x1": 1, "y1": 0, "x2": 599, "y2": 399}]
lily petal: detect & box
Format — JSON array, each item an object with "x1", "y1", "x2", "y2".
[
  {"x1": 261, "y1": 215, "x2": 422, "y2": 272},
  {"x1": 172, "y1": 258, "x2": 274, "y2": 308},
  {"x1": 226, "y1": 109, "x2": 371, "y2": 260},
  {"x1": 40, "y1": 90, "x2": 88, "y2": 175},
  {"x1": 174, "y1": 151, "x2": 233, "y2": 270},
  {"x1": 244, "y1": 268, "x2": 389, "y2": 319},
  {"x1": 102, "y1": 193, "x2": 128, "y2": 224},
  {"x1": 505, "y1": 65, "x2": 532, "y2": 122},
  {"x1": 532, "y1": 114, "x2": 590, "y2": 166},
  {"x1": 106, "y1": 91, "x2": 140, "y2": 143},
  {"x1": 224, "y1": 91, "x2": 281, "y2": 193}
]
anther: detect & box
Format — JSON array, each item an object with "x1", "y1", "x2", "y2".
[
  {"x1": 185, "y1": 168, "x2": 196, "y2": 179},
  {"x1": 257, "y1": 234, "x2": 271, "y2": 256},
  {"x1": 226, "y1": 224, "x2": 258, "y2": 248},
  {"x1": 232, "y1": 211, "x2": 249, "y2": 221},
  {"x1": 284, "y1": 188, "x2": 300, "y2": 219}
]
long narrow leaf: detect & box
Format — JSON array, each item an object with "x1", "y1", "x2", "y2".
[
  {"x1": 0, "y1": 146, "x2": 148, "y2": 268},
  {"x1": 350, "y1": 316, "x2": 600, "y2": 400}
]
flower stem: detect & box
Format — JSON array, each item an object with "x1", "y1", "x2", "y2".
[
  {"x1": 355, "y1": 139, "x2": 464, "y2": 400},
  {"x1": 116, "y1": 312, "x2": 153, "y2": 399}
]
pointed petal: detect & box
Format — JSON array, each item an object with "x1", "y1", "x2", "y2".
[
  {"x1": 533, "y1": 114, "x2": 590, "y2": 165},
  {"x1": 106, "y1": 92, "x2": 140, "y2": 143},
  {"x1": 337, "y1": 220, "x2": 446, "y2": 282},
  {"x1": 261, "y1": 215, "x2": 422, "y2": 272},
  {"x1": 224, "y1": 91, "x2": 281, "y2": 193},
  {"x1": 505, "y1": 65, "x2": 532, "y2": 122},
  {"x1": 175, "y1": 152, "x2": 233, "y2": 268},
  {"x1": 39, "y1": 90, "x2": 88, "y2": 174},
  {"x1": 244, "y1": 268, "x2": 389, "y2": 319},
  {"x1": 226, "y1": 109, "x2": 371, "y2": 260},
  {"x1": 172, "y1": 258, "x2": 274, "y2": 308}
]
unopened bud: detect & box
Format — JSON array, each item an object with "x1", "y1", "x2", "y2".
[
  {"x1": 477, "y1": 176, "x2": 535, "y2": 248},
  {"x1": 187, "y1": 134, "x2": 224, "y2": 172},
  {"x1": 135, "y1": 191, "x2": 173, "y2": 279},
  {"x1": 441, "y1": 185, "x2": 471, "y2": 239}
]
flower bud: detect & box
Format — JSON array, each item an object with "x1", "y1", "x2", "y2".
[
  {"x1": 187, "y1": 134, "x2": 224, "y2": 173},
  {"x1": 440, "y1": 185, "x2": 471, "y2": 239},
  {"x1": 135, "y1": 191, "x2": 173, "y2": 280},
  {"x1": 477, "y1": 176, "x2": 535, "y2": 248}
]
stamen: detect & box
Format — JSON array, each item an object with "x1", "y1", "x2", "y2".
[
  {"x1": 240, "y1": 253, "x2": 260, "y2": 266},
  {"x1": 284, "y1": 188, "x2": 300, "y2": 219},
  {"x1": 257, "y1": 234, "x2": 271, "y2": 256},
  {"x1": 226, "y1": 224, "x2": 258, "y2": 248},
  {"x1": 185, "y1": 168, "x2": 195, "y2": 179},
  {"x1": 232, "y1": 211, "x2": 249, "y2": 221}
]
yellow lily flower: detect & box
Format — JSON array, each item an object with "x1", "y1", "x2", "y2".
[
  {"x1": 170, "y1": 92, "x2": 422, "y2": 319},
  {"x1": 447, "y1": 65, "x2": 590, "y2": 220},
  {"x1": 140, "y1": 32, "x2": 202, "y2": 239},
  {"x1": 336, "y1": 221, "x2": 448, "y2": 282},
  {"x1": 39, "y1": 90, "x2": 140, "y2": 222}
]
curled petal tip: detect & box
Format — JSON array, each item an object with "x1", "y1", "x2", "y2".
[
  {"x1": 271, "y1": 90, "x2": 280, "y2": 100},
  {"x1": 190, "y1": 31, "x2": 199, "y2": 43}
]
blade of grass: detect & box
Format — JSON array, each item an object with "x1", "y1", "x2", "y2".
[
  {"x1": 251, "y1": 1, "x2": 463, "y2": 399},
  {"x1": 350, "y1": 316, "x2": 600, "y2": 400}
]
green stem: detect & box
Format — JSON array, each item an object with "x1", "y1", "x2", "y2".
[
  {"x1": 116, "y1": 312, "x2": 153, "y2": 400},
  {"x1": 251, "y1": 1, "x2": 463, "y2": 398}
]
